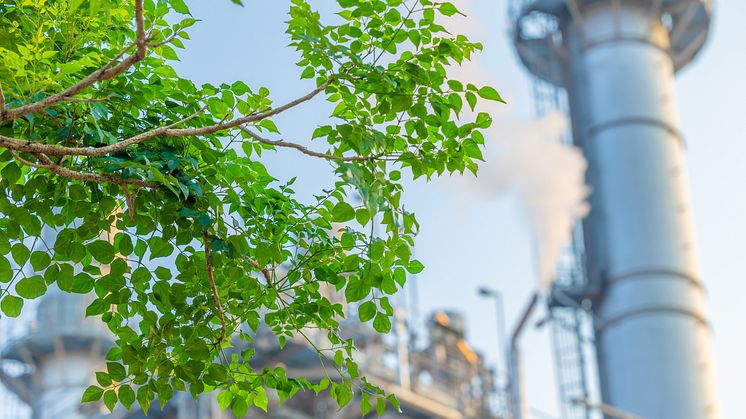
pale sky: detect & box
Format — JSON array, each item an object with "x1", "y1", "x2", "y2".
[{"x1": 173, "y1": 1, "x2": 746, "y2": 418}]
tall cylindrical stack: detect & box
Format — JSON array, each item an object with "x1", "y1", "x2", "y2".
[{"x1": 511, "y1": 1, "x2": 717, "y2": 418}]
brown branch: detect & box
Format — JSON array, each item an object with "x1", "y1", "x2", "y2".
[
  {"x1": 203, "y1": 232, "x2": 227, "y2": 347},
  {"x1": 0, "y1": 80, "x2": 334, "y2": 157},
  {"x1": 134, "y1": 0, "x2": 146, "y2": 60},
  {"x1": 245, "y1": 256, "x2": 273, "y2": 283},
  {"x1": 164, "y1": 103, "x2": 209, "y2": 129},
  {"x1": 11, "y1": 151, "x2": 154, "y2": 188},
  {"x1": 64, "y1": 94, "x2": 116, "y2": 103},
  {"x1": 0, "y1": 84, "x2": 5, "y2": 116},
  {"x1": 148, "y1": 32, "x2": 180, "y2": 48},
  {"x1": 0, "y1": 0, "x2": 148, "y2": 122},
  {"x1": 239, "y1": 126, "x2": 370, "y2": 162}
]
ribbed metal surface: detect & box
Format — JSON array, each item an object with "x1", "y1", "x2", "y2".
[{"x1": 511, "y1": 1, "x2": 718, "y2": 418}]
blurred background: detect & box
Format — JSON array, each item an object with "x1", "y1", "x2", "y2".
[{"x1": 1, "y1": 0, "x2": 745, "y2": 418}]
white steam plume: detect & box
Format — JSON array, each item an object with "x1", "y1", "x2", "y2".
[
  {"x1": 451, "y1": 112, "x2": 590, "y2": 290},
  {"x1": 441, "y1": 1, "x2": 590, "y2": 290}
]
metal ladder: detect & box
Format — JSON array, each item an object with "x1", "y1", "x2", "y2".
[
  {"x1": 549, "y1": 229, "x2": 593, "y2": 419},
  {"x1": 530, "y1": 77, "x2": 595, "y2": 419}
]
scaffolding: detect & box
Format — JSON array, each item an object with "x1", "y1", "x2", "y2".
[{"x1": 517, "y1": 20, "x2": 598, "y2": 418}]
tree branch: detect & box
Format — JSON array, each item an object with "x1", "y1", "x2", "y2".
[
  {"x1": 203, "y1": 232, "x2": 227, "y2": 347},
  {"x1": 239, "y1": 126, "x2": 370, "y2": 162},
  {"x1": 0, "y1": 84, "x2": 5, "y2": 115},
  {"x1": 11, "y1": 151, "x2": 155, "y2": 188},
  {"x1": 0, "y1": 0, "x2": 148, "y2": 122},
  {"x1": 244, "y1": 256, "x2": 273, "y2": 283},
  {"x1": 64, "y1": 94, "x2": 116, "y2": 103},
  {"x1": 134, "y1": 0, "x2": 147, "y2": 60},
  {"x1": 0, "y1": 80, "x2": 334, "y2": 157}
]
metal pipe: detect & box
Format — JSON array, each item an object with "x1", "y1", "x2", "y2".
[
  {"x1": 561, "y1": 3, "x2": 719, "y2": 418},
  {"x1": 508, "y1": 292, "x2": 540, "y2": 419},
  {"x1": 573, "y1": 398, "x2": 641, "y2": 419},
  {"x1": 477, "y1": 287, "x2": 509, "y2": 377}
]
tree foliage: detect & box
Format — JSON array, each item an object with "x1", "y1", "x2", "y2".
[{"x1": 0, "y1": 0, "x2": 503, "y2": 415}]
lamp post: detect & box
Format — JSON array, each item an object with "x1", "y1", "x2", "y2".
[
  {"x1": 477, "y1": 286, "x2": 510, "y2": 416},
  {"x1": 477, "y1": 287, "x2": 508, "y2": 360}
]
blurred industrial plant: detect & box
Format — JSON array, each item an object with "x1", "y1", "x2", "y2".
[{"x1": 0, "y1": 0, "x2": 718, "y2": 418}]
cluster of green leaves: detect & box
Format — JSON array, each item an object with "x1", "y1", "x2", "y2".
[{"x1": 0, "y1": 0, "x2": 503, "y2": 416}]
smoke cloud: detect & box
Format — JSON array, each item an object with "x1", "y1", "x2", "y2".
[
  {"x1": 442, "y1": 1, "x2": 590, "y2": 290},
  {"x1": 450, "y1": 112, "x2": 590, "y2": 290}
]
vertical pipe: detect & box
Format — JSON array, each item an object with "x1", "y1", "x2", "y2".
[
  {"x1": 563, "y1": 3, "x2": 718, "y2": 418},
  {"x1": 395, "y1": 308, "x2": 412, "y2": 390},
  {"x1": 508, "y1": 292, "x2": 539, "y2": 419}
]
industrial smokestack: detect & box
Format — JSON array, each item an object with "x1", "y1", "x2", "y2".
[{"x1": 511, "y1": 1, "x2": 718, "y2": 418}]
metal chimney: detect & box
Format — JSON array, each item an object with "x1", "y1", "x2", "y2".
[{"x1": 510, "y1": 1, "x2": 718, "y2": 418}]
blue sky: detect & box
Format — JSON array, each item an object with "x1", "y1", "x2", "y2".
[{"x1": 173, "y1": 1, "x2": 746, "y2": 417}]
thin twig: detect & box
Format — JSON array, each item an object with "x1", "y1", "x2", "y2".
[
  {"x1": 0, "y1": 80, "x2": 335, "y2": 157},
  {"x1": 11, "y1": 151, "x2": 154, "y2": 188},
  {"x1": 148, "y1": 32, "x2": 180, "y2": 48},
  {"x1": 239, "y1": 126, "x2": 371, "y2": 162},
  {"x1": 244, "y1": 256, "x2": 273, "y2": 283},
  {"x1": 0, "y1": 0, "x2": 148, "y2": 122},
  {"x1": 64, "y1": 94, "x2": 116, "y2": 103},
  {"x1": 163, "y1": 104, "x2": 209, "y2": 129},
  {"x1": 203, "y1": 232, "x2": 227, "y2": 347},
  {"x1": 0, "y1": 84, "x2": 6, "y2": 117}
]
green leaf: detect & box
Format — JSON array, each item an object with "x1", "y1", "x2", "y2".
[
  {"x1": 360, "y1": 391, "x2": 372, "y2": 415},
  {"x1": 11, "y1": 243, "x2": 29, "y2": 266},
  {"x1": 373, "y1": 312, "x2": 392, "y2": 333},
  {"x1": 137, "y1": 386, "x2": 153, "y2": 415},
  {"x1": 376, "y1": 397, "x2": 386, "y2": 416},
  {"x1": 30, "y1": 251, "x2": 51, "y2": 271},
  {"x1": 68, "y1": 0, "x2": 85, "y2": 12},
  {"x1": 254, "y1": 387, "x2": 268, "y2": 412},
  {"x1": 358, "y1": 301, "x2": 376, "y2": 322},
  {"x1": 106, "y1": 362, "x2": 127, "y2": 381},
  {"x1": 447, "y1": 80, "x2": 463, "y2": 91},
  {"x1": 300, "y1": 66, "x2": 315, "y2": 79},
  {"x1": 81, "y1": 385, "x2": 104, "y2": 403},
  {"x1": 157, "y1": 45, "x2": 179, "y2": 61},
  {"x1": 103, "y1": 389, "x2": 117, "y2": 412},
  {"x1": 465, "y1": 91, "x2": 477, "y2": 111},
  {"x1": 331, "y1": 202, "x2": 355, "y2": 223},
  {"x1": 217, "y1": 390, "x2": 233, "y2": 410},
  {"x1": 119, "y1": 384, "x2": 136, "y2": 410},
  {"x1": 149, "y1": 237, "x2": 174, "y2": 260},
  {"x1": 1, "y1": 295, "x2": 23, "y2": 317},
  {"x1": 1, "y1": 163, "x2": 21, "y2": 184},
  {"x1": 170, "y1": 0, "x2": 190, "y2": 14},
  {"x1": 15, "y1": 276, "x2": 47, "y2": 299},
  {"x1": 332, "y1": 382, "x2": 353, "y2": 408},
  {"x1": 345, "y1": 277, "x2": 370, "y2": 303},
  {"x1": 185, "y1": 339, "x2": 211, "y2": 361},
  {"x1": 88, "y1": 240, "x2": 115, "y2": 264},
  {"x1": 115, "y1": 233, "x2": 133, "y2": 255},
  {"x1": 381, "y1": 277, "x2": 397, "y2": 294},
  {"x1": 438, "y1": 2, "x2": 460, "y2": 17},
  {"x1": 0, "y1": 257, "x2": 12, "y2": 283},
  {"x1": 407, "y1": 260, "x2": 425, "y2": 274},
  {"x1": 231, "y1": 396, "x2": 249, "y2": 418},
  {"x1": 86, "y1": 298, "x2": 110, "y2": 317},
  {"x1": 477, "y1": 86, "x2": 506, "y2": 103},
  {"x1": 96, "y1": 371, "x2": 112, "y2": 387},
  {"x1": 387, "y1": 394, "x2": 401, "y2": 412}
]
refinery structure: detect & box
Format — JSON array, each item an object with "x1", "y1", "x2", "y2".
[
  {"x1": 0, "y1": 0, "x2": 719, "y2": 418},
  {"x1": 509, "y1": 0, "x2": 717, "y2": 418},
  {"x1": 0, "y1": 288, "x2": 496, "y2": 419}
]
